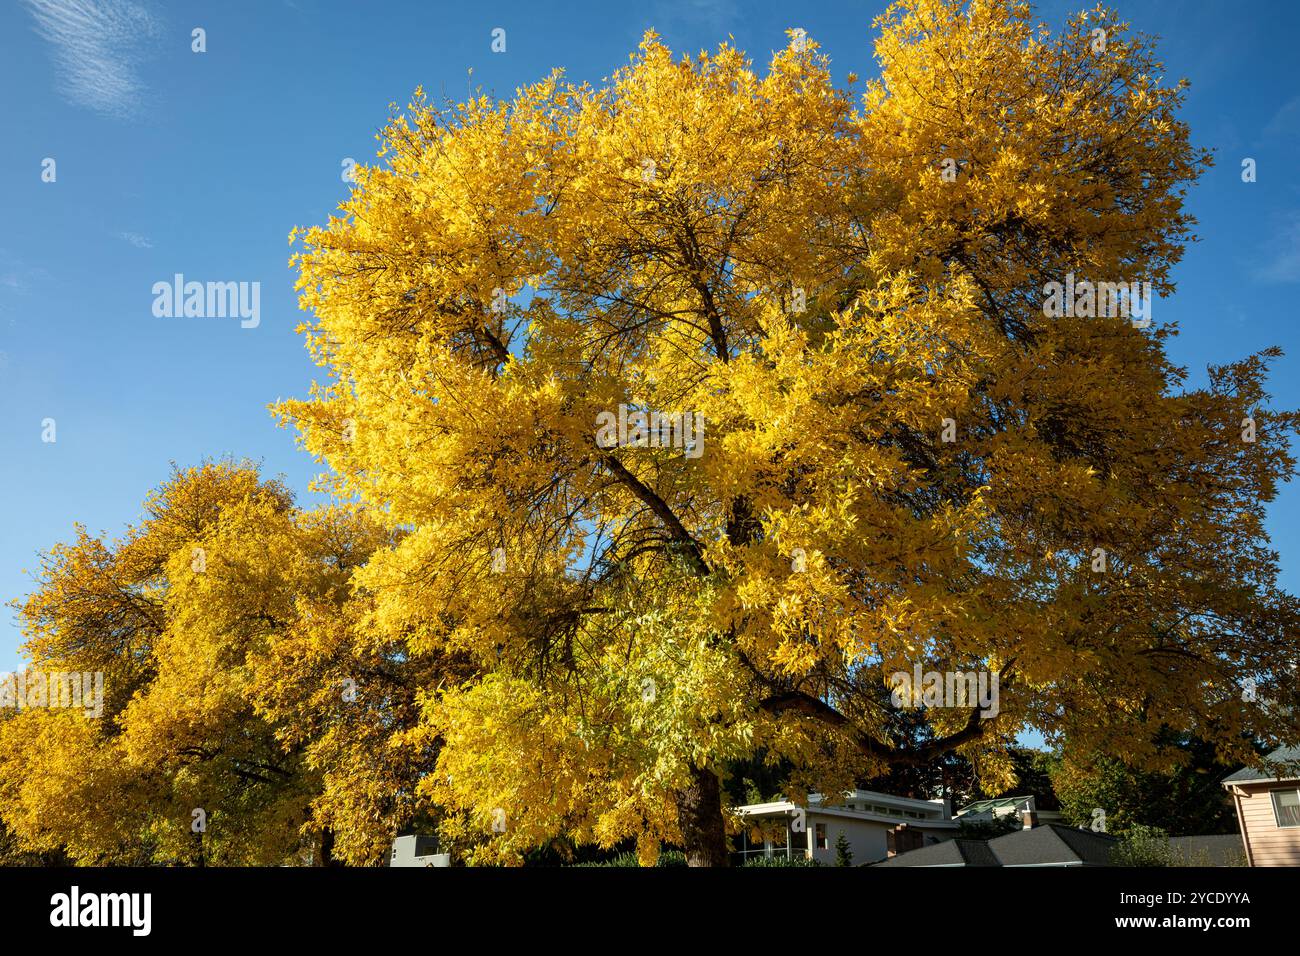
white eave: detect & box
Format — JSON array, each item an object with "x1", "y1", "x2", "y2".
[{"x1": 737, "y1": 801, "x2": 958, "y2": 829}]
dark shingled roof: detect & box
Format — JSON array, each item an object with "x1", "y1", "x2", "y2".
[
  {"x1": 1221, "y1": 745, "x2": 1300, "y2": 785},
  {"x1": 987, "y1": 824, "x2": 1117, "y2": 866},
  {"x1": 873, "y1": 838, "x2": 1000, "y2": 867},
  {"x1": 873, "y1": 825, "x2": 1118, "y2": 867}
]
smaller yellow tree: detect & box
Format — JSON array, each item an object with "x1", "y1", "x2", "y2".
[{"x1": 1, "y1": 462, "x2": 443, "y2": 865}]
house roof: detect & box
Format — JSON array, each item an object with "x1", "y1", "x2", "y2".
[
  {"x1": 1221, "y1": 745, "x2": 1300, "y2": 785},
  {"x1": 738, "y1": 800, "x2": 958, "y2": 829},
  {"x1": 814, "y1": 789, "x2": 952, "y2": 815},
  {"x1": 957, "y1": 796, "x2": 1032, "y2": 815},
  {"x1": 988, "y1": 823, "x2": 1117, "y2": 866},
  {"x1": 873, "y1": 839, "x2": 1000, "y2": 867},
  {"x1": 873, "y1": 824, "x2": 1118, "y2": 867}
]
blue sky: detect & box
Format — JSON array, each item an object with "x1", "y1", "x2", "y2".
[{"x1": 1, "y1": 0, "x2": 1299, "y2": 673}]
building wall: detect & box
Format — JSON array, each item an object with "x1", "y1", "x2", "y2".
[
  {"x1": 809, "y1": 816, "x2": 889, "y2": 865},
  {"x1": 806, "y1": 817, "x2": 956, "y2": 865},
  {"x1": 736, "y1": 800, "x2": 958, "y2": 865},
  {"x1": 1235, "y1": 784, "x2": 1300, "y2": 866}
]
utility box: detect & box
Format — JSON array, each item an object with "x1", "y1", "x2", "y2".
[{"x1": 390, "y1": 834, "x2": 449, "y2": 867}]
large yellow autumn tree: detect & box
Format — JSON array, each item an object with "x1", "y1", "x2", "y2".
[{"x1": 282, "y1": 0, "x2": 1300, "y2": 865}]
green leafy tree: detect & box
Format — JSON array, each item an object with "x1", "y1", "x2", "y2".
[{"x1": 1053, "y1": 735, "x2": 1240, "y2": 837}]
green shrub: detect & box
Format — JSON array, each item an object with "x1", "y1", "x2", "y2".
[{"x1": 1110, "y1": 825, "x2": 1173, "y2": 867}]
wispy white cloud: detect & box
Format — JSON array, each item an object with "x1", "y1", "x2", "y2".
[
  {"x1": 118, "y1": 231, "x2": 153, "y2": 248},
  {"x1": 22, "y1": 0, "x2": 161, "y2": 118},
  {"x1": 647, "y1": 0, "x2": 738, "y2": 38},
  {"x1": 1264, "y1": 94, "x2": 1300, "y2": 143},
  {"x1": 1254, "y1": 213, "x2": 1300, "y2": 284},
  {"x1": 0, "y1": 249, "x2": 47, "y2": 297}
]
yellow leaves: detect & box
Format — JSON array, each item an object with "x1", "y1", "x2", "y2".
[
  {"x1": 423, "y1": 592, "x2": 763, "y2": 863},
  {"x1": 0, "y1": 463, "x2": 418, "y2": 865},
  {"x1": 635, "y1": 831, "x2": 661, "y2": 868},
  {"x1": 9, "y1": 0, "x2": 1291, "y2": 867},
  {"x1": 0, "y1": 709, "x2": 150, "y2": 863},
  {"x1": 771, "y1": 639, "x2": 820, "y2": 677}
]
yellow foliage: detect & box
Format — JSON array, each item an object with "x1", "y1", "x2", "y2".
[
  {"x1": 8, "y1": 0, "x2": 1300, "y2": 867},
  {"x1": 273, "y1": 1, "x2": 1300, "y2": 862}
]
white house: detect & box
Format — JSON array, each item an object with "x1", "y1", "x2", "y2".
[
  {"x1": 955, "y1": 794, "x2": 1062, "y2": 828},
  {"x1": 736, "y1": 790, "x2": 958, "y2": 865},
  {"x1": 389, "y1": 834, "x2": 450, "y2": 867}
]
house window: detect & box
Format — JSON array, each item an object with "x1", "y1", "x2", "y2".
[
  {"x1": 815, "y1": 823, "x2": 828, "y2": 849},
  {"x1": 1271, "y1": 789, "x2": 1300, "y2": 828}
]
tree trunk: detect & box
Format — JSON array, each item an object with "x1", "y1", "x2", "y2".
[
  {"x1": 318, "y1": 827, "x2": 335, "y2": 867},
  {"x1": 676, "y1": 763, "x2": 730, "y2": 867}
]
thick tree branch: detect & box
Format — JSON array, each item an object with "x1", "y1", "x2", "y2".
[
  {"x1": 749, "y1": 656, "x2": 1017, "y2": 768},
  {"x1": 596, "y1": 450, "x2": 710, "y2": 576}
]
